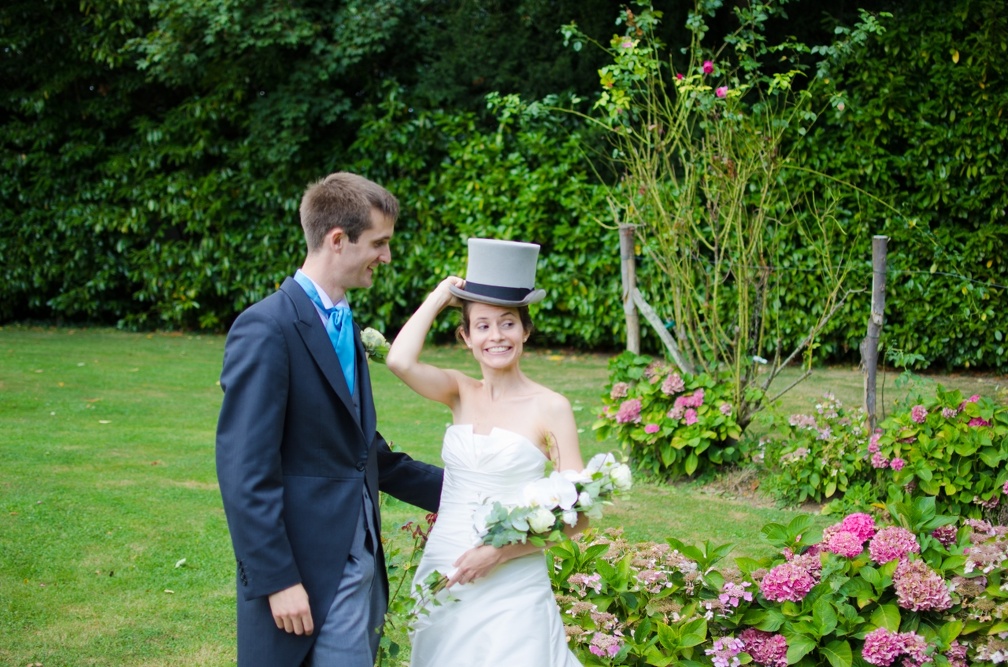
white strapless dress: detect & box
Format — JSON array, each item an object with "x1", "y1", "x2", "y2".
[{"x1": 409, "y1": 425, "x2": 582, "y2": 667}]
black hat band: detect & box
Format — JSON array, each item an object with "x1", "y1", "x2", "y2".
[{"x1": 463, "y1": 282, "x2": 533, "y2": 302}]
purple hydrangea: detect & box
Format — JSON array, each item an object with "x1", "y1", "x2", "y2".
[{"x1": 910, "y1": 404, "x2": 927, "y2": 423}]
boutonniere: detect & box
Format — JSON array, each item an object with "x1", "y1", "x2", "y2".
[{"x1": 361, "y1": 327, "x2": 391, "y2": 363}]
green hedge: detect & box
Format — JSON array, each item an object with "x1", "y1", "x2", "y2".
[{"x1": 1, "y1": 0, "x2": 1005, "y2": 371}]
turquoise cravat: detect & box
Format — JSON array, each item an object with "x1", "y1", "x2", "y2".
[{"x1": 294, "y1": 272, "x2": 356, "y2": 395}]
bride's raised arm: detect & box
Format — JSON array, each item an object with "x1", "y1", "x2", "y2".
[{"x1": 386, "y1": 277, "x2": 466, "y2": 407}]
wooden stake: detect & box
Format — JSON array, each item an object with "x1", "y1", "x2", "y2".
[{"x1": 861, "y1": 235, "x2": 888, "y2": 431}]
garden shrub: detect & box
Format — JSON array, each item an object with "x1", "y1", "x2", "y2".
[
  {"x1": 873, "y1": 387, "x2": 1008, "y2": 519},
  {"x1": 594, "y1": 352, "x2": 746, "y2": 480},
  {"x1": 549, "y1": 494, "x2": 1008, "y2": 666},
  {"x1": 759, "y1": 394, "x2": 873, "y2": 506}
]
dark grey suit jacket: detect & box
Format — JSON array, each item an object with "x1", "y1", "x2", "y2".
[{"x1": 216, "y1": 277, "x2": 442, "y2": 666}]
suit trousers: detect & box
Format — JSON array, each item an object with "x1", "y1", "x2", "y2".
[{"x1": 302, "y1": 492, "x2": 384, "y2": 667}]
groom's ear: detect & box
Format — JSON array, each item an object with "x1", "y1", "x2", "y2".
[{"x1": 328, "y1": 227, "x2": 347, "y2": 252}]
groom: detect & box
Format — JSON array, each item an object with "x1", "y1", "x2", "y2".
[{"x1": 215, "y1": 172, "x2": 443, "y2": 666}]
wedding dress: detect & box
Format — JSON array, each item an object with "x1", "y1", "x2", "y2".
[{"x1": 409, "y1": 424, "x2": 582, "y2": 667}]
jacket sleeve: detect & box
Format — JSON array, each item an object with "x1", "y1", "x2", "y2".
[
  {"x1": 375, "y1": 432, "x2": 443, "y2": 513},
  {"x1": 215, "y1": 308, "x2": 302, "y2": 600}
]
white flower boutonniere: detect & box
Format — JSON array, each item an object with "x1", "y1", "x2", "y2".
[{"x1": 361, "y1": 327, "x2": 391, "y2": 363}]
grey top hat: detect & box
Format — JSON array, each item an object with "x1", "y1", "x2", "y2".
[{"x1": 448, "y1": 238, "x2": 547, "y2": 307}]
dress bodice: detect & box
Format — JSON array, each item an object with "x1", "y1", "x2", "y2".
[{"x1": 439, "y1": 424, "x2": 547, "y2": 509}]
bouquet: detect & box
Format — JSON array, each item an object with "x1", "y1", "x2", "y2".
[
  {"x1": 405, "y1": 453, "x2": 631, "y2": 631},
  {"x1": 361, "y1": 327, "x2": 391, "y2": 363},
  {"x1": 475, "y1": 452, "x2": 632, "y2": 548}
]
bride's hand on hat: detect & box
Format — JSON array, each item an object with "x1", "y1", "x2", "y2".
[{"x1": 433, "y1": 276, "x2": 465, "y2": 309}]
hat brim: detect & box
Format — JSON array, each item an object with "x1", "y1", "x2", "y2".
[{"x1": 448, "y1": 284, "x2": 546, "y2": 307}]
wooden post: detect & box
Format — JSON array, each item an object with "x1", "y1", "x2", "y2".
[
  {"x1": 619, "y1": 224, "x2": 640, "y2": 354},
  {"x1": 861, "y1": 235, "x2": 888, "y2": 431}
]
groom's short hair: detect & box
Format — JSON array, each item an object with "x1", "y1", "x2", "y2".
[{"x1": 299, "y1": 172, "x2": 399, "y2": 251}]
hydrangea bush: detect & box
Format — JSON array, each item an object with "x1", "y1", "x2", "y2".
[
  {"x1": 759, "y1": 393, "x2": 872, "y2": 505},
  {"x1": 594, "y1": 352, "x2": 746, "y2": 479},
  {"x1": 872, "y1": 386, "x2": 1008, "y2": 519},
  {"x1": 549, "y1": 493, "x2": 1008, "y2": 666}
]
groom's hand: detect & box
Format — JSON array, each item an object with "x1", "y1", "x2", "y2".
[{"x1": 269, "y1": 583, "x2": 314, "y2": 635}]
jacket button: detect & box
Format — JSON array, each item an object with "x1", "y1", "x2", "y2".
[{"x1": 355, "y1": 460, "x2": 366, "y2": 471}]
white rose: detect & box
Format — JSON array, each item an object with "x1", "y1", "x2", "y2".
[
  {"x1": 576, "y1": 490, "x2": 594, "y2": 510},
  {"x1": 561, "y1": 509, "x2": 579, "y2": 527},
  {"x1": 527, "y1": 507, "x2": 557, "y2": 534},
  {"x1": 524, "y1": 472, "x2": 578, "y2": 511},
  {"x1": 611, "y1": 464, "x2": 633, "y2": 491}
]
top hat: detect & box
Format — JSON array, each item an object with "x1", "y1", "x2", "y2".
[{"x1": 448, "y1": 238, "x2": 547, "y2": 307}]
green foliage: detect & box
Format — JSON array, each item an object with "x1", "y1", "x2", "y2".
[
  {"x1": 760, "y1": 393, "x2": 873, "y2": 506},
  {"x1": 789, "y1": 0, "x2": 1008, "y2": 371},
  {"x1": 594, "y1": 352, "x2": 746, "y2": 480},
  {"x1": 1, "y1": 0, "x2": 1007, "y2": 375},
  {"x1": 873, "y1": 387, "x2": 1008, "y2": 519}
]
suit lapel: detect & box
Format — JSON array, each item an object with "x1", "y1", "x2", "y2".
[
  {"x1": 354, "y1": 322, "x2": 377, "y2": 443},
  {"x1": 282, "y1": 278, "x2": 360, "y2": 424}
]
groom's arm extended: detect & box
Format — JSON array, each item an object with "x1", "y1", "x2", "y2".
[{"x1": 376, "y1": 433, "x2": 443, "y2": 513}]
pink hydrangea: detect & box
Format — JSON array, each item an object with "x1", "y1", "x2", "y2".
[
  {"x1": 759, "y1": 561, "x2": 817, "y2": 602},
  {"x1": 941, "y1": 406, "x2": 958, "y2": 419},
  {"x1": 890, "y1": 457, "x2": 905, "y2": 471},
  {"x1": 1003, "y1": 480, "x2": 1008, "y2": 495},
  {"x1": 893, "y1": 559, "x2": 952, "y2": 612},
  {"x1": 719, "y1": 402, "x2": 732, "y2": 416},
  {"x1": 661, "y1": 372, "x2": 685, "y2": 395},
  {"x1": 871, "y1": 452, "x2": 889, "y2": 469},
  {"x1": 610, "y1": 382, "x2": 630, "y2": 399},
  {"x1": 667, "y1": 406, "x2": 685, "y2": 420},
  {"x1": 910, "y1": 405, "x2": 927, "y2": 423},
  {"x1": 840, "y1": 513, "x2": 877, "y2": 542},
  {"x1": 862, "y1": 627, "x2": 905, "y2": 666},
  {"x1": 900, "y1": 631, "x2": 930, "y2": 667},
  {"x1": 822, "y1": 530, "x2": 864, "y2": 558},
  {"x1": 703, "y1": 60, "x2": 714, "y2": 74},
  {"x1": 869, "y1": 526, "x2": 920, "y2": 564},
  {"x1": 716, "y1": 86, "x2": 728, "y2": 98},
  {"x1": 589, "y1": 631, "x2": 622, "y2": 658},
  {"x1": 705, "y1": 636, "x2": 744, "y2": 667},
  {"x1": 615, "y1": 398, "x2": 642, "y2": 424},
  {"x1": 739, "y1": 628, "x2": 788, "y2": 667},
  {"x1": 644, "y1": 423, "x2": 660, "y2": 434},
  {"x1": 968, "y1": 417, "x2": 992, "y2": 427},
  {"x1": 719, "y1": 581, "x2": 753, "y2": 608},
  {"x1": 684, "y1": 408, "x2": 698, "y2": 425}
]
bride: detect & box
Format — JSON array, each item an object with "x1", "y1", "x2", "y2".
[{"x1": 386, "y1": 239, "x2": 585, "y2": 666}]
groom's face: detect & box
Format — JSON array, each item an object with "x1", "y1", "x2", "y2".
[{"x1": 337, "y1": 209, "x2": 394, "y2": 290}]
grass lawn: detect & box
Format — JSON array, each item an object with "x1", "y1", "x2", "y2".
[{"x1": 1, "y1": 326, "x2": 1002, "y2": 665}]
